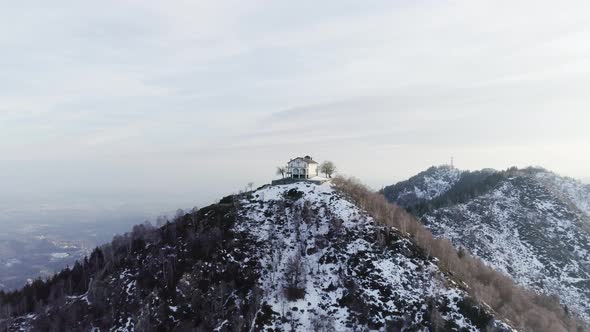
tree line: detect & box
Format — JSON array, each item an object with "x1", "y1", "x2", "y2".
[
  {"x1": 0, "y1": 200, "x2": 265, "y2": 331},
  {"x1": 333, "y1": 176, "x2": 587, "y2": 332}
]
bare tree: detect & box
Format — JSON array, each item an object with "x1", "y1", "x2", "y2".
[
  {"x1": 310, "y1": 315, "x2": 335, "y2": 331},
  {"x1": 319, "y1": 161, "x2": 336, "y2": 178},
  {"x1": 156, "y1": 215, "x2": 167, "y2": 227},
  {"x1": 427, "y1": 298, "x2": 446, "y2": 332},
  {"x1": 276, "y1": 166, "x2": 286, "y2": 179},
  {"x1": 284, "y1": 252, "x2": 306, "y2": 300}
]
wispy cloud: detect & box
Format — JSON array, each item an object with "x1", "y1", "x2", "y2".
[{"x1": 0, "y1": 0, "x2": 589, "y2": 213}]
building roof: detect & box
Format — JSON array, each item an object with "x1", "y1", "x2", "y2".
[{"x1": 288, "y1": 156, "x2": 318, "y2": 164}]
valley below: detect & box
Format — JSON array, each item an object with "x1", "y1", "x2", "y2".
[{"x1": 0, "y1": 209, "x2": 152, "y2": 292}]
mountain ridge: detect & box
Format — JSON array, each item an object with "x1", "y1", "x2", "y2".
[
  {"x1": 382, "y1": 165, "x2": 590, "y2": 323},
  {"x1": 0, "y1": 178, "x2": 583, "y2": 331}
]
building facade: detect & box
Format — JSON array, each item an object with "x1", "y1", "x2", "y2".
[{"x1": 286, "y1": 156, "x2": 318, "y2": 179}]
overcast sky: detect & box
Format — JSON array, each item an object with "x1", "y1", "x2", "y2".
[{"x1": 1, "y1": 1, "x2": 589, "y2": 219}]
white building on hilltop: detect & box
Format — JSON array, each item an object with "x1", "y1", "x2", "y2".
[
  {"x1": 287, "y1": 156, "x2": 319, "y2": 179},
  {"x1": 272, "y1": 155, "x2": 329, "y2": 185}
]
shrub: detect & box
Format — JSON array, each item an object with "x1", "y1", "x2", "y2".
[{"x1": 284, "y1": 188, "x2": 304, "y2": 200}]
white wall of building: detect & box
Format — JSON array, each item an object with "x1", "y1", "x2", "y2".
[
  {"x1": 308, "y1": 163, "x2": 318, "y2": 177},
  {"x1": 287, "y1": 158, "x2": 318, "y2": 178}
]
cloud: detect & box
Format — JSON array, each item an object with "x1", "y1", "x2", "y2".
[{"x1": 0, "y1": 0, "x2": 589, "y2": 215}]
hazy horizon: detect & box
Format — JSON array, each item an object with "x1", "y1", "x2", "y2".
[{"x1": 2, "y1": 1, "x2": 590, "y2": 223}]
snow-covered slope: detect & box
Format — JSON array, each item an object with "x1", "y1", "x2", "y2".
[
  {"x1": 1, "y1": 182, "x2": 514, "y2": 331},
  {"x1": 386, "y1": 167, "x2": 590, "y2": 322},
  {"x1": 237, "y1": 183, "x2": 510, "y2": 331},
  {"x1": 381, "y1": 166, "x2": 462, "y2": 208},
  {"x1": 536, "y1": 171, "x2": 590, "y2": 219}
]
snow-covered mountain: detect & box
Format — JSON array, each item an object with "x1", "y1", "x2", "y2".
[
  {"x1": 536, "y1": 171, "x2": 590, "y2": 218},
  {"x1": 383, "y1": 166, "x2": 590, "y2": 322},
  {"x1": 1, "y1": 182, "x2": 517, "y2": 331},
  {"x1": 381, "y1": 165, "x2": 463, "y2": 208},
  {"x1": 235, "y1": 183, "x2": 510, "y2": 331}
]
